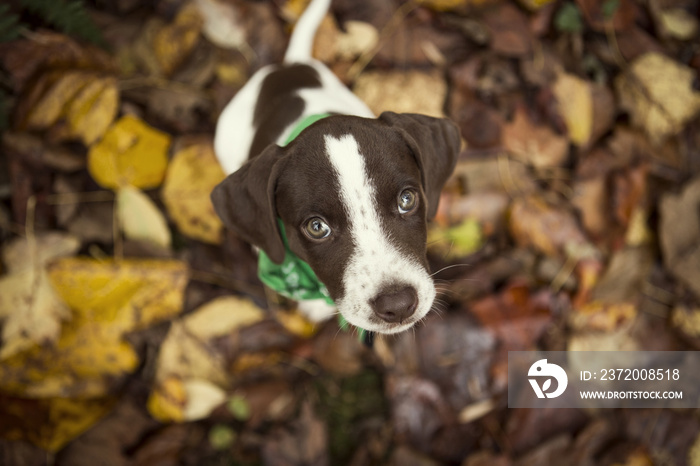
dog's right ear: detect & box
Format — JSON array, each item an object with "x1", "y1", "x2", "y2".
[{"x1": 211, "y1": 145, "x2": 287, "y2": 264}]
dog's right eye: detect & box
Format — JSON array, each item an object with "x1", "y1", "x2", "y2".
[{"x1": 303, "y1": 217, "x2": 331, "y2": 240}]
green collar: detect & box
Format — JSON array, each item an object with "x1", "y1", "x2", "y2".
[
  {"x1": 258, "y1": 219, "x2": 334, "y2": 305},
  {"x1": 257, "y1": 114, "x2": 371, "y2": 344}
]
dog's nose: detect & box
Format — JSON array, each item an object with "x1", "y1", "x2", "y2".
[{"x1": 370, "y1": 286, "x2": 418, "y2": 323}]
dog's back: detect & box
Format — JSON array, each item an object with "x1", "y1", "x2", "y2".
[{"x1": 214, "y1": 0, "x2": 373, "y2": 175}]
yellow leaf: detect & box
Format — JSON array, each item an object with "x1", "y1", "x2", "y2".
[
  {"x1": 88, "y1": 115, "x2": 171, "y2": 189},
  {"x1": 25, "y1": 71, "x2": 91, "y2": 130},
  {"x1": 161, "y1": 141, "x2": 225, "y2": 244},
  {"x1": 0, "y1": 233, "x2": 80, "y2": 359},
  {"x1": 65, "y1": 77, "x2": 119, "y2": 145},
  {"x1": 117, "y1": 185, "x2": 172, "y2": 248},
  {"x1": 0, "y1": 395, "x2": 115, "y2": 452},
  {"x1": 0, "y1": 258, "x2": 188, "y2": 398},
  {"x1": 427, "y1": 218, "x2": 483, "y2": 259},
  {"x1": 148, "y1": 296, "x2": 266, "y2": 421},
  {"x1": 616, "y1": 52, "x2": 700, "y2": 144},
  {"x1": 148, "y1": 376, "x2": 186, "y2": 422},
  {"x1": 553, "y1": 72, "x2": 593, "y2": 146},
  {"x1": 184, "y1": 295, "x2": 265, "y2": 337},
  {"x1": 275, "y1": 309, "x2": 318, "y2": 338},
  {"x1": 153, "y1": 2, "x2": 203, "y2": 76},
  {"x1": 415, "y1": 0, "x2": 472, "y2": 11}
]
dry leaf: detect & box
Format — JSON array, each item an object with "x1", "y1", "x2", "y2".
[
  {"x1": 194, "y1": 0, "x2": 246, "y2": 49},
  {"x1": 88, "y1": 115, "x2": 171, "y2": 189},
  {"x1": 659, "y1": 176, "x2": 700, "y2": 298},
  {"x1": 161, "y1": 141, "x2": 225, "y2": 244},
  {"x1": 552, "y1": 72, "x2": 593, "y2": 146},
  {"x1": 117, "y1": 185, "x2": 172, "y2": 249},
  {"x1": 616, "y1": 52, "x2": 700, "y2": 144},
  {"x1": 483, "y1": 4, "x2": 534, "y2": 57},
  {"x1": 18, "y1": 67, "x2": 118, "y2": 146},
  {"x1": 659, "y1": 9, "x2": 699, "y2": 41},
  {"x1": 0, "y1": 395, "x2": 115, "y2": 452},
  {"x1": 509, "y1": 195, "x2": 598, "y2": 260},
  {"x1": 153, "y1": 2, "x2": 203, "y2": 76},
  {"x1": 24, "y1": 71, "x2": 92, "y2": 130},
  {"x1": 63, "y1": 77, "x2": 119, "y2": 145},
  {"x1": 503, "y1": 106, "x2": 569, "y2": 168},
  {"x1": 335, "y1": 21, "x2": 379, "y2": 61},
  {"x1": 148, "y1": 296, "x2": 265, "y2": 422},
  {"x1": 0, "y1": 257, "x2": 188, "y2": 398},
  {"x1": 0, "y1": 233, "x2": 80, "y2": 359},
  {"x1": 353, "y1": 70, "x2": 446, "y2": 117}
]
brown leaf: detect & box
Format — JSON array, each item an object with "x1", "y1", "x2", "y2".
[
  {"x1": 0, "y1": 32, "x2": 115, "y2": 93},
  {"x1": 659, "y1": 175, "x2": 700, "y2": 298},
  {"x1": 483, "y1": 4, "x2": 534, "y2": 57},
  {"x1": 2, "y1": 132, "x2": 85, "y2": 172},
  {"x1": 508, "y1": 195, "x2": 597, "y2": 259},
  {"x1": 353, "y1": 70, "x2": 446, "y2": 117},
  {"x1": 575, "y1": 0, "x2": 637, "y2": 31},
  {"x1": 262, "y1": 401, "x2": 329, "y2": 466},
  {"x1": 503, "y1": 106, "x2": 569, "y2": 169}
]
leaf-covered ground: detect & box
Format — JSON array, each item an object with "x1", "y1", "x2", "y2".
[{"x1": 1, "y1": 0, "x2": 700, "y2": 464}]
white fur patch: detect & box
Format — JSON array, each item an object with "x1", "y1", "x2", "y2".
[{"x1": 324, "y1": 134, "x2": 436, "y2": 334}]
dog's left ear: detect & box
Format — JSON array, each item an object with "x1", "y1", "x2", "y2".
[{"x1": 379, "y1": 112, "x2": 461, "y2": 219}]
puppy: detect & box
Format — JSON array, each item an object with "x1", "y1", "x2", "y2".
[{"x1": 211, "y1": 0, "x2": 461, "y2": 335}]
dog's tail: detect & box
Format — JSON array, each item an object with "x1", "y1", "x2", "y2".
[{"x1": 283, "y1": 0, "x2": 331, "y2": 63}]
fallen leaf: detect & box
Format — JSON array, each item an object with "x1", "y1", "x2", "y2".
[
  {"x1": 261, "y1": 402, "x2": 329, "y2": 466},
  {"x1": 552, "y1": 72, "x2": 593, "y2": 146},
  {"x1": 182, "y1": 378, "x2": 227, "y2": 421},
  {"x1": 509, "y1": 195, "x2": 599, "y2": 260},
  {"x1": 671, "y1": 304, "x2": 700, "y2": 340},
  {"x1": 427, "y1": 218, "x2": 484, "y2": 259},
  {"x1": 353, "y1": 70, "x2": 446, "y2": 117},
  {"x1": 0, "y1": 32, "x2": 115, "y2": 94},
  {"x1": 0, "y1": 394, "x2": 115, "y2": 452},
  {"x1": 153, "y1": 2, "x2": 203, "y2": 76},
  {"x1": 88, "y1": 115, "x2": 171, "y2": 189},
  {"x1": 161, "y1": 141, "x2": 225, "y2": 244},
  {"x1": 117, "y1": 185, "x2": 171, "y2": 249},
  {"x1": 575, "y1": 0, "x2": 637, "y2": 31},
  {"x1": 335, "y1": 21, "x2": 379, "y2": 61},
  {"x1": 194, "y1": 0, "x2": 246, "y2": 49},
  {"x1": 0, "y1": 233, "x2": 80, "y2": 359},
  {"x1": 0, "y1": 257, "x2": 188, "y2": 398},
  {"x1": 503, "y1": 106, "x2": 569, "y2": 168},
  {"x1": 483, "y1": 4, "x2": 534, "y2": 57},
  {"x1": 616, "y1": 52, "x2": 700, "y2": 144},
  {"x1": 148, "y1": 295, "x2": 266, "y2": 422},
  {"x1": 2, "y1": 132, "x2": 85, "y2": 172},
  {"x1": 659, "y1": 175, "x2": 700, "y2": 298},
  {"x1": 659, "y1": 8, "x2": 699, "y2": 41},
  {"x1": 62, "y1": 77, "x2": 119, "y2": 145},
  {"x1": 24, "y1": 71, "x2": 92, "y2": 131}
]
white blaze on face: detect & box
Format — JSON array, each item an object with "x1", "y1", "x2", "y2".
[{"x1": 323, "y1": 134, "x2": 436, "y2": 333}]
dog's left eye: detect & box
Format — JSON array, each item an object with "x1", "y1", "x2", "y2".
[
  {"x1": 398, "y1": 189, "x2": 418, "y2": 214},
  {"x1": 304, "y1": 217, "x2": 331, "y2": 240}
]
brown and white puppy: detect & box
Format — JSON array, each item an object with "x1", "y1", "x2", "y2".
[{"x1": 211, "y1": 0, "x2": 460, "y2": 335}]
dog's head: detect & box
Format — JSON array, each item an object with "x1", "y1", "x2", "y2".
[{"x1": 212, "y1": 112, "x2": 460, "y2": 334}]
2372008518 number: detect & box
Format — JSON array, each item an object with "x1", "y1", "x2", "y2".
[{"x1": 599, "y1": 368, "x2": 680, "y2": 381}]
